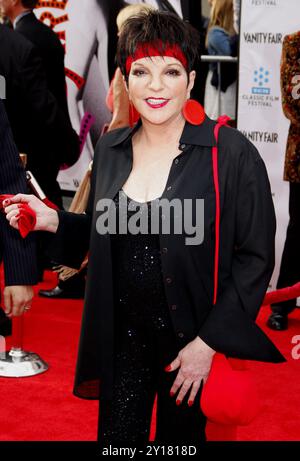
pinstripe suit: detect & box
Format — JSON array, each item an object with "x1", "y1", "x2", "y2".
[
  {"x1": 0, "y1": 24, "x2": 79, "y2": 208},
  {"x1": 0, "y1": 100, "x2": 37, "y2": 286}
]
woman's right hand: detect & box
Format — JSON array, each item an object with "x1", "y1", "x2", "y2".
[{"x1": 3, "y1": 194, "x2": 59, "y2": 233}]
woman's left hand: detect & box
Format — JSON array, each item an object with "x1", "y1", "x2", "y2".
[{"x1": 165, "y1": 336, "x2": 215, "y2": 407}]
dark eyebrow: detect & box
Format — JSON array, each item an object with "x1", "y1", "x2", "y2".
[{"x1": 132, "y1": 61, "x2": 182, "y2": 69}]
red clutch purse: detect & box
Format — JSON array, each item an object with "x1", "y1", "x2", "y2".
[{"x1": 200, "y1": 353, "x2": 260, "y2": 425}]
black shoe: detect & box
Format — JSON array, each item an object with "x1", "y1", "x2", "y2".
[
  {"x1": 267, "y1": 313, "x2": 288, "y2": 331},
  {"x1": 38, "y1": 285, "x2": 85, "y2": 299},
  {"x1": 0, "y1": 309, "x2": 12, "y2": 336}
]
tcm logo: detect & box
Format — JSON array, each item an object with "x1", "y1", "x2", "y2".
[
  {"x1": 252, "y1": 67, "x2": 271, "y2": 95},
  {"x1": 0, "y1": 75, "x2": 6, "y2": 99}
]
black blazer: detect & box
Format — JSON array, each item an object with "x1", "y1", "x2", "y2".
[
  {"x1": 0, "y1": 24, "x2": 79, "y2": 204},
  {"x1": 15, "y1": 12, "x2": 69, "y2": 116},
  {"x1": 49, "y1": 116, "x2": 285, "y2": 401},
  {"x1": 0, "y1": 100, "x2": 37, "y2": 286}
]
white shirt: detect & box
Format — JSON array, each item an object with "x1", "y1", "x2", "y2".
[{"x1": 13, "y1": 10, "x2": 31, "y2": 29}]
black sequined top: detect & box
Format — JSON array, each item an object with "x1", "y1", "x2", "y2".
[{"x1": 111, "y1": 189, "x2": 172, "y2": 331}]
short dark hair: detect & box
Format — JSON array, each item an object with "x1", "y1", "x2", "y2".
[
  {"x1": 21, "y1": 0, "x2": 38, "y2": 9},
  {"x1": 116, "y1": 10, "x2": 200, "y2": 80}
]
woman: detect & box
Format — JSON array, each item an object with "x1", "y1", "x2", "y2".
[
  {"x1": 4, "y1": 10, "x2": 284, "y2": 445},
  {"x1": 204, "y1": 0, "x2": 238, "y2": 120}
]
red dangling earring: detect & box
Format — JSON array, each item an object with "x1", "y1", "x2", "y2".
[
  {"x1": 182, "y1": 99, "x2": 205, "y2": 125},
  {"x1": 129, "y1": 101, "x2": 140, "y2": 128}
]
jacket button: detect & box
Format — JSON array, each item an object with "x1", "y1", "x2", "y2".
[
  {"x1": 171, "y1": 304, "x2": 177, "y2": 311},
  {"x1": 162, "y1": 247, "x2": 168, "y2": 254},
  {"x1": 174, "y1": 158, "x2": 179, "y2": 165},
  {"x1": 167, "y1": 186, "x2": 172, "y2": 191},
  {"x1": 180, "y1": 143, "x2": 186, "y2": 150},
  {"x1": 166, "y1": 277, "x2": 172, "y2": 284},
  {"x1": 178, "y1": 332, "x2": 184, "y2": 338}
]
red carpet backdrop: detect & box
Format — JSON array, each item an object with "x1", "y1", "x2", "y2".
[{"x1": 0, "y1": 271, "x2": 299, "y2": 441}]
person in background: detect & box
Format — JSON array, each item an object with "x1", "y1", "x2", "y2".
[
  {"x1": 1, "y1": 0, "x2": 69, "y2": 116},
  {"x1": 0, "y1": 100, "x2": 37, "y2": 336},
  {"x1": 4, "y1": 10, "x2": 284, "y2": 445},
  {"x1": 0, "y1": 23, "x2": 79, "y2": 209},
  {"x1": 0, "y1": 22, "x2": 79, "y2": 281},
  {"x1": 204, "y1": 0, "x2": 238, "y2": 121},
  {"x1": 0, "y1": 0, "x2": 80, "y2": 281},
  {"x1": 267, "y1": 32, "x2": 300, "y2": 330}
]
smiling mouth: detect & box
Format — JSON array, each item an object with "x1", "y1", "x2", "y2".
[{"x1": 145, "y1": 98, "x2": 170, "y2": 108}]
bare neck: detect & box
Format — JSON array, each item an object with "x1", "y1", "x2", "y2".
[{"x1": 137, "y1": 114, "x2": 186, "y2": 151}]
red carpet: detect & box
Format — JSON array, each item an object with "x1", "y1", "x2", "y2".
[{"x1": 0, "y1": 271, "x2": 299, "y2": 441}]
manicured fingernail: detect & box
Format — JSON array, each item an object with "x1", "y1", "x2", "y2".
[
  {"x1": 165, "y1": 365, "x2": 172, "y2": 372},
  {"x1": 188, "y1": 400, "x2": 193, "y2": 407},
  {"x1": 170, "y1": 391, "x2": 175, "y2": 397},
  {"x1": 176, "y1": 399, "x2": 181, "y2": 406}
]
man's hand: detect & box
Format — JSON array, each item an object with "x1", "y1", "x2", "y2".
[
  {"x1": 165, "y1": 336, "x2": 215, "y2": 407},
  {"x1": 3, "y1": 286, "x2": 34, "y2": 317}
]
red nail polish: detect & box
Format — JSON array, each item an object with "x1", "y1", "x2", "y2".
[
  {"x1": 176, "y1": 399, "x2": 181, "y2": 406},
  {"x1": 188, "y1": 400, "x2": 193, "y2": 407},
  {"x1": 165, "y1": 365, "x2": 172, "y2": 372},
  {"x1": 170, "y1": 391, "x2": 175, "y2": 397}
]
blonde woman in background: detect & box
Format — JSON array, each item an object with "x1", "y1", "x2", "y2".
[{"x1": 204, "y1": 0, "x2": 238, "y2": 121}]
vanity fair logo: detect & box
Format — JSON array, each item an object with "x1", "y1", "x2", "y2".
[
  {"x1": 241, "y1": 130, "x2": 278, "y2": 144},
  {"x1": 243, "y1": 33, "x2": 282, "y2": 44},
  {"x1": 0, "y1": 75, "x2": 6, "y2": 99},
  {"x1": 95, "y1": 193, "x2": 205, "y2": 246}
]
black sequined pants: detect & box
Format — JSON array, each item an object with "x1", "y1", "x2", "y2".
[{"x1": 97, "y1": 312, "x2": 207, "y2": 445}]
